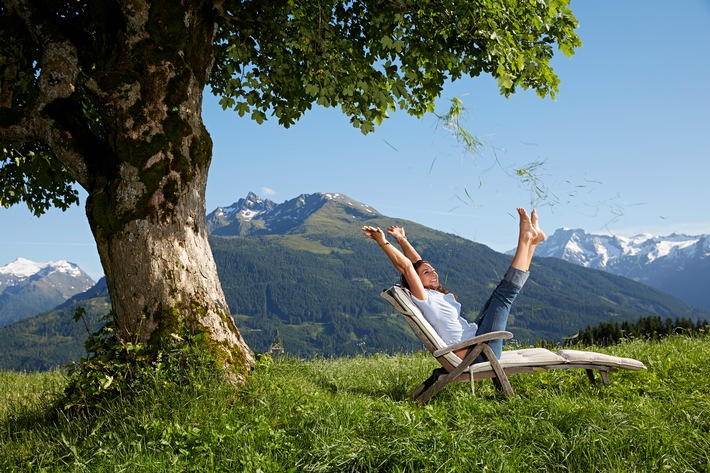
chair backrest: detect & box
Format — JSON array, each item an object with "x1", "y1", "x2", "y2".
[{"x1": 381, "y1": 285, "x2": 461, "y2": 370}]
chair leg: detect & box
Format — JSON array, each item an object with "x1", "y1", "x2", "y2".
[
  {"x1": 600, "y1": 371, "x2": 611, "y2": 386},
  {"x1": 584, "y1": 369, "x2": 611, "y2": 387},
  {"x1": 491, "y1": 376, "x2": 503, "y2": 391},
  {"x1": 417, "y1": 371, "x2": 454, "y2": 404},
  {"x1": 482, "y1": 345, "x2": 514, "y2": 398},
  {"x1": 412, "y1": 368, "x2": 445, "y2": 401}
]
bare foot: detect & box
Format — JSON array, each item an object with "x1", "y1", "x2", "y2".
[
  {"x1": 517, "y1": 208, "x2": 546, "y2": 245},
  {"x1": 530, "y1": 209, "x2": 546, "y2": 245}
]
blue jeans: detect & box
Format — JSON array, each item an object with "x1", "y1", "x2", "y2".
[{"x1": 472, "y1": 266, "x2": 529, "y2": 362}]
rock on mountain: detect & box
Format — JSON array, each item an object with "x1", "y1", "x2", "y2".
[
  {"x1": 532, "y1": 228, "x2": 710, "y2": 311},
  {"x1": 0, "y1": 258, "x2": 95, "y2": 326},
  {"x1": 207, "y1": 191, "x2": 380, "y2": 236}
]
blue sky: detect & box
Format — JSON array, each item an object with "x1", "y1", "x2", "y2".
[{"x1": 2, "y1": 0, "x2": 709, "y2": 282}]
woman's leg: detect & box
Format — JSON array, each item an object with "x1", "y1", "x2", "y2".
[
  {"x1": 473, "y1": 266, "x2": 528, "y2": 359},
  {"x1": 472, "y1": 208, "x2": 546, "y2": 361}
]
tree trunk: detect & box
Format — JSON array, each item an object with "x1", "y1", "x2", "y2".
[
  {"x1": 76, "y1": 1, "x2": 256, "y2": 380},
  {"x1": 86, "y1": 160, "x2": 254, "y2": 381}
]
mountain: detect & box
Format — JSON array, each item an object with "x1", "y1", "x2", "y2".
[
  {"x1": 0, "y1": 258, "x2": 95, "y2": 327},
  {"x1": 531, "y1": 229, "x2": 710, "y2": 311},
  {"x1": 2, "y1": 192, "x2": 709, "y2": 370},
  {"x1": 206, "y1": 191, "x2": 379, "y2": 236}
]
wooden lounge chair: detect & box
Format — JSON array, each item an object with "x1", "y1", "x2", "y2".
[{"x1": 381, "y1": 285, "x2": 646, "y2": 404}]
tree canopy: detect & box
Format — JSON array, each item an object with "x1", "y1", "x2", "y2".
[{"x1": 211, "y1": 0, "x2": 580, "y2": 133}]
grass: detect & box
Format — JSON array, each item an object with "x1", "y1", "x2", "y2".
[{"x1": 1, "y1": 335, "x2": 709, "y2": 472}]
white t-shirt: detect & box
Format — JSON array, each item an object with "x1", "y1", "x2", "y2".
[{"x1": 411, "y1": 289, "x2": 478, "y2": 345}]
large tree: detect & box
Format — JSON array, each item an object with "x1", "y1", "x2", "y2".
[{"x1": 0, "y1": 0, "x2": 580, "y2": 380}]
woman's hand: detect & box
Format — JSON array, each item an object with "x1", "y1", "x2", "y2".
[
  {"x1": 387, "y1": 225, "x2": 406, "y2": 243},
  {"x1": 361, "y1": 225, "x2": 388, "y2": 246}
]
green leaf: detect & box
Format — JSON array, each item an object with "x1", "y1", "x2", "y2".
[
  {"x1": 235, "y1": 102, "x2": 250, "y2": 117},
  {"x1": 251, "y1": 110, "x2": 266, "y2": 124}
]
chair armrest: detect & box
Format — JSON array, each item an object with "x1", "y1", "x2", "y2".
[{"x1": 433, "y1": 331, "x2": 513, "y2": 357}]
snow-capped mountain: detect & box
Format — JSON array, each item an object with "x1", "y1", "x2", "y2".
[
  {"x1": 531, "y1": 228, "x2": 710, "y2": 310},
  {"x1": 206, "y1": 191, "x2": 380, "y2": 236},
  {"x1": 0, "y1": 258, "x2": 95, "y2": 326}
]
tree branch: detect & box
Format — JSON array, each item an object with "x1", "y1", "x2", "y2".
[{"x1": 2, "y1": 0, "x2": 90, "y2": 187}]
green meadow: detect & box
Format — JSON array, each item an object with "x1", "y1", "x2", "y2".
[{"x1": 2, "y1": 335, "x2": 709, "y2": 472}]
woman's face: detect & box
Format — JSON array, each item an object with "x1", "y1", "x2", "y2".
[{"x1": 416, "y1": 263, "x2": 439, "y2": 289}]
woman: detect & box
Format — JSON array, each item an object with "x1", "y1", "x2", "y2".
[{"x1": 362, "y1": 208, "x2": 545, "y2": 361}]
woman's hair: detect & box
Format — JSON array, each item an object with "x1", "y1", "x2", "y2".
[{"x1": 400, "y1": 259, "x2": 450, "y2": 294}]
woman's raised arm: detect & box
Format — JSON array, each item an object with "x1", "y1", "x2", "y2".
[
  {"x1": 387, "y1": 226, "x2": 421, "y2": 263},
  {"x1": 362, "y1": 225, "x2": 426, "y2": 300}
]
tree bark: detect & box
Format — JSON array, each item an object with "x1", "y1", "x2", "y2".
[{"x1": 87, "y1": 154, "x2": 254, "y2": 381}]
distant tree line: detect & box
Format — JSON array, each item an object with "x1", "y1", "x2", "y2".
[{"x1": 567, "y1": 315, "x2": 710, "y2": 347}]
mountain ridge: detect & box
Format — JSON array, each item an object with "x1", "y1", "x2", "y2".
[
  {"x1": 0, "y1": 258, "x2": 95, "y2": 327},
  {"x1": 207, "y1": 192, "x2": 381, "y2": 236},
  {"x1": 530, "y1": 228, "x2": 710, "y2": 310}
]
